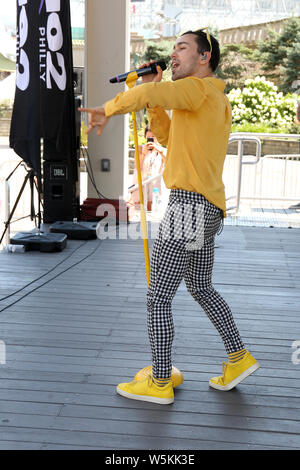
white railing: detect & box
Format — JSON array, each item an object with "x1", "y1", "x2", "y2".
[
  {"x1": 224, "y1": 132, "x2": 300, "y2": 212},
  {"x1": 128, "y1": 132, "x2": 300, "y2": 215},
  {"x1": 225, "y1": 134, "x2": 262, "y2": 212},
  {"x1": 258, "y1": 154, "x2": 300, "y2": 201}
]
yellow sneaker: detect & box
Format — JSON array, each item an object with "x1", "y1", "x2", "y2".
[
  {"x1": 116, "y1": 377, "x2": 174, "y2": 404},
  {"x1": 134, "y1": 365, "x2": 184, "y2": 388},
  {"x1": 209, "y1": 351, "x2": 260, "y2": 391}
]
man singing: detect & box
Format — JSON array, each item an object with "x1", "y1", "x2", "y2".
[{"x1": 80, "y1": 29, "x2": 260, "y2": 405}]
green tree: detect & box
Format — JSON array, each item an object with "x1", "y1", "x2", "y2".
[
  {"x1": 255, "y1": 17, "x2": 300, "y2": 93},
  {"x1": 216, "y1": 43, "x2": 260, "y2": 92},
  {"x1": 281, "y1": 32, "x2": 300, "y2": 94},
  {"x1": 132, "y1": 40, "x2": 173, "y2": 82},
  {"x1": 142, "y1": 40, "x2": 173, "y2": 68}
]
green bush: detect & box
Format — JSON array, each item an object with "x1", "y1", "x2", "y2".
[
  {"x1": 231, "y1": 123, "x2": 291, "y2": 134},
  {"x1": 227, "y1": 76, "x2": 298, "y2": 133}
]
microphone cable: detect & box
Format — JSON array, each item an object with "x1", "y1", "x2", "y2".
[
  {"x1": 0, "y1": 238, "x2": 103, "y2": 313},
  {"x1": 80, "y1": 145, "x2": 109, "y2": 200}
]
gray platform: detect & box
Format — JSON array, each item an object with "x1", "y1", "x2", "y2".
[{"x1": 0, "y1": 223, "x2": 299, "y2": 450}]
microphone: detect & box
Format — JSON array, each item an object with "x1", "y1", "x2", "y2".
[{"x1": 109, "y1": 60, "x2": 167, "y2": 84}]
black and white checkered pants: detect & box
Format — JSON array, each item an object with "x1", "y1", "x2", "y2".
[{"x1": 147, "y1": 189, "x2": 245, "y2": 379}]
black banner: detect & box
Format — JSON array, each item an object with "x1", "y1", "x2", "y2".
[
  {"x1": 10, "y1": 0, "x2": 76, "y2": 175},
  {"x1": 38, "y1": 0, "x2": 76, "y2": 161},
  {"x1": 10, "y1": 0, "x2": 41, "y2": 173}
]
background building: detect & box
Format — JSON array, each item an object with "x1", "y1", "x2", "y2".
[{"x1": 131, "y1": 0, "x2": 300, "y2": 37}]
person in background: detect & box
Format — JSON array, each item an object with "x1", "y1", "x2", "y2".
[{"x1": 130, "y1": 126, "x2": 166, "y2": 211}]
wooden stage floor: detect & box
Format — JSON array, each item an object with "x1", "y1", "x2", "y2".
[{"x1": 0, "y1": 222, "x2": 299, "y2": 450}]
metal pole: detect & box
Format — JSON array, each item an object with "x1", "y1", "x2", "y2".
[
  {"x1": 126, "y1": 72, "x2": 151, "y2": 286},
  {"x1": 5, "y1": 179, "x2": 10, "y2": 246},
  {"x1": 235, "y1": 140, "x2": 244, "y2": 213}
]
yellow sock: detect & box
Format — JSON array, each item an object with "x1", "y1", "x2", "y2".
[
  {"x1": 228, "y1": 348, "x2": 246, "y2": 364},
  {"x1": 152, "y1": 377, "x2": 171, "y2": 387}
]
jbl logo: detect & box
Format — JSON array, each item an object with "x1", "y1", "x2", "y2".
[
  {"x1": 50, "y1": 164, "x2": 67, "y2": 180},
  {"x1": 54, "y1": 168, "x2": 65, "y2": 177}
]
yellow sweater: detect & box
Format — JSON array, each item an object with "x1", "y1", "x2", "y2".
[{"x1": 104, "y1": 76, "x2": 232, "y2": 215}]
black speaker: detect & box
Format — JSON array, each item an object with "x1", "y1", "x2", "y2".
[
  {"x1": 43, "y1": 161, "x2": 80, "y2": 223},
  {"x1": 42, "y1": 97, "x2": 81, "y2": 223}
]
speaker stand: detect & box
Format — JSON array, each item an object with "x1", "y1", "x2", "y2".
[
  {"x1": 10, "y1": 229, "x2": 67, "y2": 252},
  {"x1": 49, "y1": 220, "x2": 98, "y2": 240}
]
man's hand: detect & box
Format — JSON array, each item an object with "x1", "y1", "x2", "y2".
[
  {"x1": 139, "y1": 61, "x2": 163, "y2": 84},
  {"x1": 78, "y1": 106, "x2": 109, "y2": 136}
]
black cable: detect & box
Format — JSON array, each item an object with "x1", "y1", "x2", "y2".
[
  {"x1": 80, "y1": 146, "x2": 100, "y2": 197},
  {"x1": 81, "y1": 146, "x2": 103, "y2": 198},
  {"x1": 80, "y1": 145, "x2": 109, "y2": 199},
  {"x1": 1, "y1": 145, "x2": 107, "y2": 304},
  {"x1": 0, "y1": 238, "x2": 102, "y2": 313},
  {"x1": 0, "y1": 238, "x2": 98, "y2": 304},
  {"x1": 0, "y1": 239, "x2": 87, "y2": 302},
  {"x1": 0, "y1": 144, "x2": 110, "y2": 309}
]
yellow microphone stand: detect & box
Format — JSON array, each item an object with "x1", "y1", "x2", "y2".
[{"x1": 126, "y1": 72, "x2": 150, "y2": 286}]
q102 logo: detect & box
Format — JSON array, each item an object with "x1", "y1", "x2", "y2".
[{"x1": 16, "y1": 0, "x2": 67, "y2": 92}]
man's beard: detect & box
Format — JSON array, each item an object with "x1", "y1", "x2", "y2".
[{"x1": 171, "y1": 58, "x2": 199, "y2": 81}]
